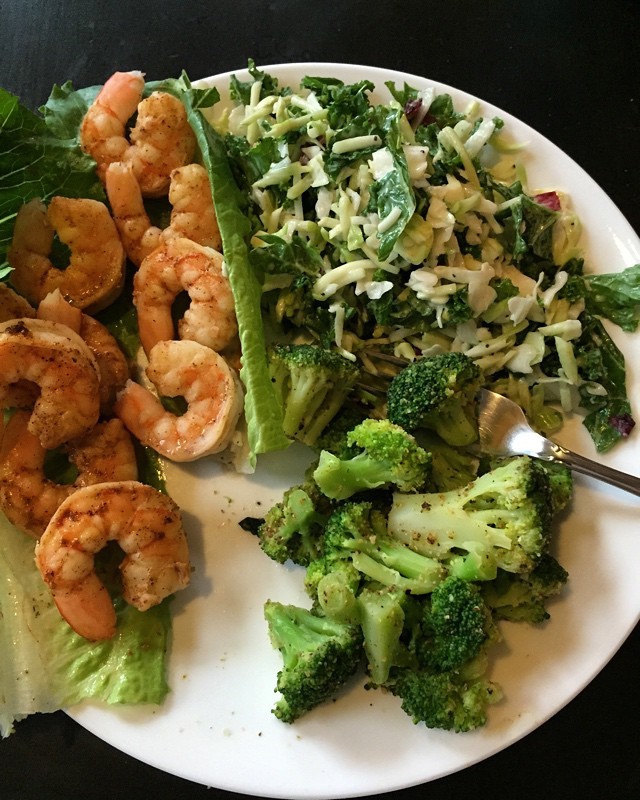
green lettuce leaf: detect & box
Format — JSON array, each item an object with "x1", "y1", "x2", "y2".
[
  {"x1": 0, "y1": 513, "x2": 171, "y2": 738},
  {"x1": 159, "y1": 73, "x2": 289, "y2": 466},
  {"x1": 583, "y1": 263, "x2": 640, "y2": 332},
  {"x1": 0, "y1": 85, "x2": 104, "y2": 264}
]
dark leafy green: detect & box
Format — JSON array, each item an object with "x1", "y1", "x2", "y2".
[{"x1": 0, "y1": 86, "x2": 103, "y2": 265}]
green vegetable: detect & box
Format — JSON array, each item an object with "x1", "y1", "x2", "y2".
[
  {"x1": 310, "y1": 502, "x2": 445, "y2": 597},
  {"x1": 268, "y1": 343, "x2": 360, "y2": 446},
  {"x1": 387, "y1": 457, "x2": 553, "y2": 579},
  {"x1": 357, "y1": 584, "x2": 408, "y2": 685},
  {"x1": 415, "y1": 576, "x2": 497, "y2": 672},
  {"x1": 387, "y1": 352, "x2": 482, "y2": 446},
  {"x1": 390, "y1": 669, "x2": 502, "y2": 732},
  {"x1": 417, "y1": 431, "x2": 479, "y2": 491},
  {"x1": 482, "y1": 554, "x2": 569, "y2": 624},
  {"x1": 0, "y1": 514, "x2": 170, "y2": 737},
  {"x1": 313, "y1": 418, "x2": 431, "y2": 500},
  {"x1": 159, "y1": 72, "x2": 290, "y2": 466},
  {"x1": 0, "y1": 84, "x2": 103, "y2": 269},
  {"x1": 263, "y1": 601, "x2": 363, "y2": 723},
  {"x1": 254, "y1": 481, "x2": 331, "y2": 566}
]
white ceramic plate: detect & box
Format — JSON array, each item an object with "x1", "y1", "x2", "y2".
[{"x1": 68, "y1": 64, "x2": 640, "y2": 798}]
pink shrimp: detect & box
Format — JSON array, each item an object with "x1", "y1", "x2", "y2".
[
  {"x1": 35, "y1": 481, "x2": 190, "y2": 640},
  {"x1": 80, "y1": 70, "x2": 196, "y2": 197}
]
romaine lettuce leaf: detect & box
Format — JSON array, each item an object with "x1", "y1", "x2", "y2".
[
  {"x1": 0, "y1": 512, "x2": 171, "y2": 738},
  {"x1": 158, "y1": 73, "x2": 290, "y2": 466}
]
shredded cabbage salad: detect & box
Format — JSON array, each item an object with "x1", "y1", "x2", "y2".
[{"x1": 207, "y1": 61, "x2": 640, "y2": 454}]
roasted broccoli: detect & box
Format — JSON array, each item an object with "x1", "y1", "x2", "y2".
[
  {"x1": 538, "y1": 461, "x2": 574, "y2": 514},
  {"x1": 357, "y1": 584, "x2": 410, "y2": 685},
  {"x1": 417, "y1": 430, "x2": 479, "y2": 491},
  {"x1": 254, "y1": 481, "x2": 332, "y2": 566},
  {"x1": 311, "y1": 501, "x2": 445, "y2": 597},
  {"x1": 482, "y1": 553, "x2": 569, "y2": 623},
  {"x1": 268, "y1": 343, "x2": 360, "y2": 446},
  {"x1": 312, "y1": 403, "x2": 370, "y2": 459},
  {"x1": 263, "y1": 601, "x2": 363, "y2": 723},
  {"x1": 387, "y1": 456, "x2": 553, "y2": 580},
  {"x1": 390, "y1": 669, "x2": 503, "y2": 732},
  {"x1": 415, "y1": 576, "x2": 499, "y2": 672},
  {"x1": 387, "y1": 352, "x2": 482, "y2": 446},
  {"x1": 313, "y1": 418, "x2": 432, "y2": 500}
]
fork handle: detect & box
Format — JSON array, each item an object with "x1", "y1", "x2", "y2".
[{"x1": 551, "y1": 445, "x2": 640, "y2": 497}]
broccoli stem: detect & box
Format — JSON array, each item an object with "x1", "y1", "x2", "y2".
[
  {"x1": 358, "y1": 588, "x2": 406, "y2": 686},
  {"x1": 314, "y1": 450, "x2": 410, "y2": 500}
]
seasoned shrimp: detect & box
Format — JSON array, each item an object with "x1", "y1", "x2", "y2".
[
  {"x1": 0, "y1": 283, "x2": 35, "y2": 323},
  {"x1": 8, "y1": 196, "x2": 125, "y2": 312},
  {"x1": 0, "y1": 318, "x2": 100, "y2": 449},
  {"x1": 115, "y1": 339, "x2": 244, "y2": 462},
  {"x1": 105, "y1": 161, "x2": 222, "y2": 265},
  {"x1": 80, "y1": 70, "x2": 196, "y2": 197},
  {"x1": 35, "y1": 481, "x2": 190, "y2": 641},
  {"x1": 134, "y1": 236, "x2": 237, "y2": 355},
  {"x1": 37, "y1": 290, "x2": 130, "y2": 413},
  {"x1": 0, "y1": 413, "x2": 138, "y2": 538}
]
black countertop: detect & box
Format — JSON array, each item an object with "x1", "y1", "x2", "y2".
[{"x1": 1, "y1": 2, "x2": 638, "y2": 799}]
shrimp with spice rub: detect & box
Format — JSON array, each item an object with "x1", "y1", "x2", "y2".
[
  {"x1": 37, "y1": 289, "x2": 130, "y2": 414},
  {"x1": 35, "y1": 481, "x2": 191, "y2": 641},
  {"x1": 0, "y1": 283, "x2": 35, "y2": 322},
  {"x1": 8, "y1": 196, "x2": 125, "y2": 312},
  {"x1": 0, "y1": 318, "x2": 100, "y2": 449},
  {"x1": 0, "y1": 413, "x2": 138, "y2": 538},
  {"x1": 106, "y1": 161, "x2": 222, "y2": 265},
  {"x1": 80, "y1": 70, "x2": 196, "y2": 197},
  {"x1": 134, "y1": 236, "x2": 237, "y2": 356},
  {"x1": 115, "y1": 339, "x2": 244, "y2": 462}
]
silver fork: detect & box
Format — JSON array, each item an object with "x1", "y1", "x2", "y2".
[{"x1": 478, "y1": 389, "x2": 640, "y2": 497}]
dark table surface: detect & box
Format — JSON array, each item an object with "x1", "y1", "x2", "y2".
[{"x1": 1, "y1": 1, "x2": 638, "y2": 799}]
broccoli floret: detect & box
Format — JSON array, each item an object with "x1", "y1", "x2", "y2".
[
  {"x1": 537, "y1": 461, "x2": 573, "y2": 514},
  {"x1": 417, "y1": 576, "x2": 498, "y2": 672},
  {"x1": 255, "y1": 481, "x2": 331, "y2": 566},
  {"x1": 319, "y1": 502, "x2": 445, "y2": 595},
  {"x1": 312, "y1": 403, "x2": 370, "y2": 458},
  {"x1": 313, "y1": 419, "x2": 432, "y2": 500},
  {"x1": 357, "y1": 584, "x2": 410, "y2": 685},
  {"x1": 387, "y1": 456, "x2": 553, "y2": 580},
  {"x1": 388, "y1": 578, "x2": 503, "y2": 731},
  {"x1": 268, "y1": 343, "x2": 360, "y2": 446},
  {"x1": 482, "y1": 554, "x2": 569, "y2": 623},
  {"x1": 310, "y1": 560, "x2": 362, "y2": 624},
  {"x1": 387, "y1": 352, "x2": 482, "y2": 446},
  {"x1": 417, "y1": 431, "x2": 479, "y2": 491},
  {"x1": 390, "y1": 669, "x2": 502, "y2": 732},
  {"x1": 263, "y1": 601, "x2": 364, "y2": 723}
]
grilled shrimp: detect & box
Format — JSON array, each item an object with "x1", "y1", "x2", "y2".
[
  {"x1": 0, "y1": 413, "x2": 137, "y2": 538},
  {"x1": 35, "y1": 481, "x2": 191, "y2": 641},
  {"x1": 80, "y1": 70, "x2": 196, "y2": 197},
  {"x1": 0, "y1": 283, "x2": 35, "y2": 323},
  {"x1": 115, "y1": 339, "x2": 244, "y2": 462},
  {"x1": 133, "y1": 237, "x2": 237, "y2": 356},
  {"x1": 106, "y1": 161, "x2": 222, "y2": 265},
  {"x1": 0, "y1": 318, "x2": 100, "y2": 449},
  {"x1": 7, "y1": 196, "x2": 125, "y2": 312},
  {"x1": 37, "y1": 290, "x2": 130, "y2": 414}
]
